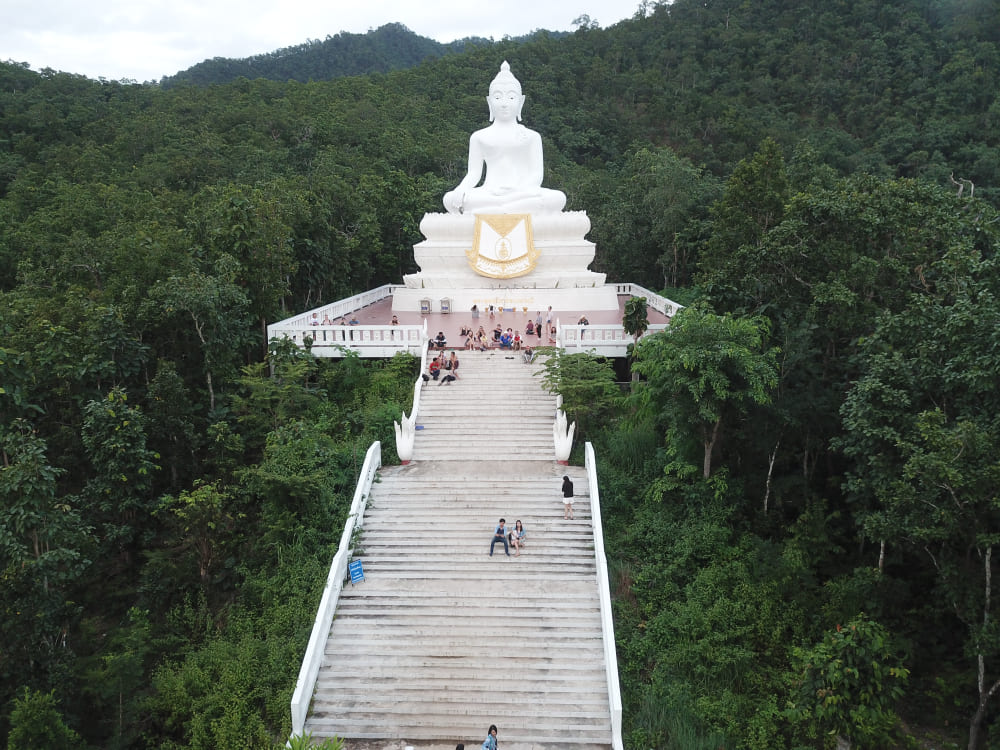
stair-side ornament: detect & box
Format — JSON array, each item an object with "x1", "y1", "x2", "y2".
[
  {"x1": 553, "y1": 409, "x2": 575, "y2": 464},
  {"x1": 394, "y1": 411, "x2": 416, "y2": 464}
]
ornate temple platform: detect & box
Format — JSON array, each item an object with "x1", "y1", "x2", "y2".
[
  {"x1": 393, "y1": 211, "x2": 618, "y2": 312},
  {"x1": 265, "y1": 283, "x2": 679, "y2": 359}
]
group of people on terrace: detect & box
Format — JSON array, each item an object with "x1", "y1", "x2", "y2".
[
  {"x1": 310, "y1": 312, "x2": 359, "y2": 326},
  {"x1": 453, "y1": 306, "x2": 558, "y2": 352}
]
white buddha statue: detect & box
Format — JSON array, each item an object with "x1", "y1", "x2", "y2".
[{"x1": 443, "y1": 61, "x2": 567, "y2": 216}]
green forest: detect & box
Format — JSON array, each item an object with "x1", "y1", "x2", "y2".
[{"x1": 2, "y1": 0, "x2": 1000, "y2": 747}]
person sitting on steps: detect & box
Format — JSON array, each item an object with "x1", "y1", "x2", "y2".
[
  {"x1": 489, "y1": 519, "x2": 510, "y2": 556},
  {"x1": 508, "y1": 519, "x2": 526, "y2": 556}
]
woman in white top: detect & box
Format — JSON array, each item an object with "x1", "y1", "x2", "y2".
[{"x1": 508, "y1": 519, "x2": 526, "y2": 556}]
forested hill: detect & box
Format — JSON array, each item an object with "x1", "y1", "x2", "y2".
[
  {"x1": 3, "y1": 0, "x2": 1000, "y2": 748},
  {"x1": 159, "y1": 23, "x2": 558, "y2": 88}
]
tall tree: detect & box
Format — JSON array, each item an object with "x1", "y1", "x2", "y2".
[
  {"x1": 632, "y1": 306, "x2": 779, "y2": 479},
  {"x1": 838, "y1": 245, "x2": 1000, "y2": 750},
  {"x1": 146, "y1": 257, "x2": 250, "y2": 414},
  {"x1": 699, "y1": 138, "x2": 789, "y2": 282},
  {"x1": 80, "y1": 388, "x2": 159, "y2": 564},
  {"x1": 0, "y1": 422, "x2": 90, "y2": 716},
  {"x1": 622, "y1": 295, "x2": 649, "y2": 387}
]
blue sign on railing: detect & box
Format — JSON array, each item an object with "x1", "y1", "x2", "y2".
[{"x1": 348, "y1": 559, "x2": 365, "y2": 584}]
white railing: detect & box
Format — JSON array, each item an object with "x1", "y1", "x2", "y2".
[
  {"x1": 611, "y1": 283, "x2": 683, "y2": 318},
  {"x1": 273, "y1": 285, "x2": 399, "y2": 329},
  {"x1": 289, "y1": 441, "x2": 382, "y2": 739},
  {"x1": 268, "y1": 323, "x2": 426, "y2": 358},
  {"x1": 267, "y1": 285, "x2": 429, "y2": 359},
  {"x1": 557, "y1": 322, "x2": 670, "y2": 355},
  {"x1": 586, "y1": 441, "x2": 624, "y2": 750},
  {"x1": 406, "y1": 340, "x2": 432, "y2": 426}
]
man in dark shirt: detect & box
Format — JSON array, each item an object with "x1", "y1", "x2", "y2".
[{"x1": 490, "y1": 519, "x2": 510, "y2": 556}]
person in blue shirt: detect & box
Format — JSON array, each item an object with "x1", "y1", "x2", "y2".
[
  {"x1": 481, "y1": 725, "x2": 499, "y2": 750},
  {"x1": 489, "y1": 520, "x2": 510, "y2": 557}
]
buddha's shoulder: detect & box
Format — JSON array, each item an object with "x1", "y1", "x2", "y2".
[
  {"x1": 471, "y1": 124, "x2": 540, "y2": 143},
  {"x1": 516, "y1": 124, "x2": 542, "y2": 140}
]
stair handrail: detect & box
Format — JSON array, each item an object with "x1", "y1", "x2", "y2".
[
  {"x1": 289, "y1": 441, "x2": 382, "y2": 739},
  {"x1": 585, "y1": 441, "x2": 624, "y2": 750},
  {"x1": 412, "y1": 339, "x2": 431, "y2": 418},
  {"x1": 611, "y1": 282, "x2": 683, "y2": 318}
]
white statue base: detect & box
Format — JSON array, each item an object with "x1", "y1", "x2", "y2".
[{"x1": 392, "y1": 211, "x2": 618, "y2": 312}]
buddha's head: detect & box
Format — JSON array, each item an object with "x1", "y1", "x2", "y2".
[{"x1": 487, "y1": 61, "x2": 525, "y2": 123}]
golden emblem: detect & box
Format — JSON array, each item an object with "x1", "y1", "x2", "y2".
[{"x1": 466, "y1": 214, "x2": 539, "y2": 279}]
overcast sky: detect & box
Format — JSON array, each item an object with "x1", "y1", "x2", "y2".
[{"x1": 2, "y1": 0, "x2": 645, "y2": 83}]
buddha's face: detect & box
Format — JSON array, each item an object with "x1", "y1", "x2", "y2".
[{"x1": 488, "y1": 85, "x2": 524, "y2": 123}]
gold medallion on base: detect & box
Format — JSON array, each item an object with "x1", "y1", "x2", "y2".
[{"x1": 466, "y1": 214, "x2": 539, "y2": 278}]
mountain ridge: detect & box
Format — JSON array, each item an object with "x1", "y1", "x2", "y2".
[{"x1": 160, "y1": 22, "x2": 566, "y2": 88}]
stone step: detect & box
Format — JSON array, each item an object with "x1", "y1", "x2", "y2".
[
  {"x1": 306, "y1": 722, "x2": 611, "y2": 748},
  {"x1": 418, "y1": 391, "x2": 552, "y2": 400},
  {"x1": 311, "y1": 684, "x2": 609, "y2": 701},
  {"x1": 414, "y1": 418, "x2": 553, "y2": 425},
  {"x1": 359, "y1": 538, "x2": 589, "y2": 547},
  {"x1": 347, "y1": 570, "x2": 596, "y2": 583},
  {"x1": 309, "y1": 701, "x2": 611, "y2": 719},
  {"x1": 334, "y1": 586, "x2": 599, "y2": 600},
  {"x1": 328, "y1": 610, "x2": 601, "y2": 627},
  {"x1": 322, "y1": 632, "x2": 604, "y2": 649},
  {"x1": 374, "y1": 463, "x2": 586, "y2": 477},
  {"x1": 309, "y1": 709, "x2": 611, "y2": 730},
  {"x1": 323, "y1": 641, "x2": 603, "y2": 658},
  {"x1": 309, "y1": 708, "x2": 610, "y2": 726},
  {"x1": 412, "y1": 437, "x2": 553, "y2": 447}
]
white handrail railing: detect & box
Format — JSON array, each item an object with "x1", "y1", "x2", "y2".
[
  {"x1": 611, "y1": 283, "x2": 682, "y2": 318},
  {"x1": 586, "y1": 442, "x2": 623, "y2": 750},
  {"x1": 289, "y1": 441, "x2": 382, "y2": 739},
  {"x1": 556, "y1": 322, "x2": 670, "y2": 352},
  {"x1": 271, "y1": 284, "x2": 400, "y2": 329}
]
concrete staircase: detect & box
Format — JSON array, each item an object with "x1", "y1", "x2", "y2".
[
  {"x1": 305, "y1": 353, "x2": 613, "y2": 750},
  {"x1": 410, "y1": 350, "x2": 555, "y2": 463}
]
